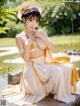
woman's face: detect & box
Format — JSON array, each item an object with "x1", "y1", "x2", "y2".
[{"x1": 25, "y1": 16, "x2": 39, "y2": 32}]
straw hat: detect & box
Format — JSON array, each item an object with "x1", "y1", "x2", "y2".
[{"x1": 17, "y1": 1, "x2": 42, "y2": 20}]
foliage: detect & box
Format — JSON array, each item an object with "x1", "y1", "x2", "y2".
[
  {"x1": 0, "y1": 27, "x2": 10, "y2": 34},
  {"x1": 0, "y1": 0, "x2": 17, "y2": 37},
  {"x1": 65, "y1": 0, "x2": 80, "y2": 33},
  {"x1": 40, "y1": 1, "x2": 80, "y2": 35},
  {"x1": 5, "y1": 21, "x2": 24, "y2": 37},
  {"x1": 0, "y1": 0, "x2": 80, "y2": 37}
]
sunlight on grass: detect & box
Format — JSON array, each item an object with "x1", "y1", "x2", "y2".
[
  {"x1": 0, "y1": 63, "x2": 21, "y2": 76},
  {"x1": 0, "y1": 53, "x2": 21, "y2": 76},
  {"x1": 0, "y1": 38, "x2": 16, "y2": 47},
  {"x1": 0, "y1": 50, "x2": 9, "y2": 53},
  {"x1": 0, "y1": 54, "x2": 20, "y2": 62},
  {"x1": 0, "y1": 35, "x2": 80, "y2": 47},
  {"x1": 50, "y1": 35, "x2": 80, "y2": 45},
  {"x1": 50, "y1": 35, "x2": 80, "y2": 52}
]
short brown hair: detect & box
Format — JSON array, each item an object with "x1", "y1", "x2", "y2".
[{"x1": 17, "y1": 1, "x2": 42, "y2": 21}]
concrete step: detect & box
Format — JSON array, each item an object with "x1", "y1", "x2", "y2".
[{"x1": 0, "y1": 77, "x2": 8, "y2": 92}]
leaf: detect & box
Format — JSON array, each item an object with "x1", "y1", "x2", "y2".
[{"x1": 0, "y1": 27, "x2": 10, "y2": 34}]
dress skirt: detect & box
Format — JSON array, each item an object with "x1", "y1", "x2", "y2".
[{"x1": 0, "y1": 53, "x2": 79, "y2": 105}]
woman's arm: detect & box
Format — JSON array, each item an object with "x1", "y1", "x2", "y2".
[
  {"x1": 16, "y1": 36, "x2": 30, "y2": 63},
  {"x1": 35, "y1": 30, "x2": 54, "y2": 51}
]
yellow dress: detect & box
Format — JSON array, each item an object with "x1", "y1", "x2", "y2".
[{"x1": 1, "y1": 35, "x2": 79, "y2": 106}]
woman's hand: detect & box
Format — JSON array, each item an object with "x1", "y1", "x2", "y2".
[
  {"x1": 47, "y1": 43, "x2": 54, "y2": 51},
  {"x1": 35, "y1": 31, "x2": 54, "y2": 51}
]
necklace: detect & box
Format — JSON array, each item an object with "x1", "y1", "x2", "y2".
[{"x1": 25, "y1": 31, "x2": 36, "y2": 41}]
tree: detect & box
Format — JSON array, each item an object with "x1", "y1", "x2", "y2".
[
  {"x1": 40, "y1": 0, "x2": 80, "y2": 35},
  {"x1": 0, "y1": 0, "x2": 17, "y2": 37},
  {"x1": 64, "y1": 0, "x2": 80, "y2": 33}
]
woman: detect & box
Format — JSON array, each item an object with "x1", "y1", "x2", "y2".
[
  {"x1": 1, "y1": 1, "x2": 79, "y2": 105},
  {"x1": 16, "y1": 1, "x2": 79, "y2": 103}
]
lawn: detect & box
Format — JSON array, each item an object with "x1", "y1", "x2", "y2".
[
  {"x1": 50, "y1": 35, "x2": 80, "y2": 52},
  {"x1": 0, "y1": 38, "x2": 16, "y2": 47},
  {"x1": 0, "y1": 35, "x2": 80, "y2": 50},
  {"x1": 0, "y1": 53, "x2": 21, "y2": 76},
  {"x1": 0, "y1": 35, "x2": 80, "y2": 76}
]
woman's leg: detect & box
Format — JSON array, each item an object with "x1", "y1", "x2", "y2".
[{"x1": 44, "y1": 63, "x2": 75, "y2": 103}]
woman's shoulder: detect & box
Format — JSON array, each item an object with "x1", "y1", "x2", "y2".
[
  {"x1": 16, "y1": 31, "x2": 26, "y2": 39},
  {"x1": 16, "y1": 31, "x2": 26, "y2": 45}
]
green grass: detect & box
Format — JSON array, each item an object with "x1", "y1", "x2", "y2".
[
  {"x1": 74, "y1": 61, "x2": 80, "y2": 68},
  {"x1": 0, "y1": 50, "x2": 9, "y2": 53},
  {"x1": 54, "y1": 43, "x2": 80, "y2": 52},
  {"x1": 0, "y1": 53, "x2": 21, "y2": 76},
  {"x1": 0, "y1": 53, "x2": 20, "y2": 62},
  {"x1": 50, "y1": 35, "x2": 80, "y2": 52},
  {"x1": 0, "y1": 38, "x2": 16, "y2": 47},
  {"x1": 0, "y1": 35, "x2": 80, "y2": 76},
  {"x1": 0, "y1": 38, "x2": 21, "y2": 76},
  {"x1": 0, "y1": 63, "x2": 21, "y2": 76},
  {"x1": 51, "y1": 35, "x2": 80, "y2": 45},
  {"x1": 0, "y1": 35, "x2": 80, "y2": 48}
]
